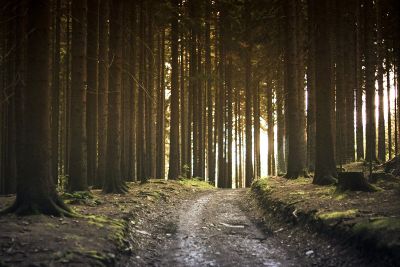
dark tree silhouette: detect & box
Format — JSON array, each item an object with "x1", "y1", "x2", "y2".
[{"x1": 1, "y1": 0, "x2": 73, "y2": 216}]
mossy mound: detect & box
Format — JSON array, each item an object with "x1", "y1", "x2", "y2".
[{"x1": 317, "y1": 209, "x2": 358, "y2": 221}]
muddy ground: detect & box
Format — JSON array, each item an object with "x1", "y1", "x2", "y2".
[{"x1": 0, "y1": 177, "x2": 396, "y2": 266}]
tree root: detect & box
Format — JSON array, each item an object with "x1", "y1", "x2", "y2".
[
  {"x1": 0, "y1": 195, "x2": 77, "y2": 217},
  {"x1": 103, "y1": 177, "x2": 129, "y2": 194},
  {"x1": 313, "y1": 175, "x2": 338, "y2": 186}
]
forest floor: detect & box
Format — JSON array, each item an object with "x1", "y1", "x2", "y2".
[
  {"x1": 0, "y1": 171, "x2": 397, "y2": 266},
  {"x1": 252, "y1": 162, "x2": 400, "y2": 266},
  {"x1": 0, "y1": 179, "x2": 212, "y2": 266}
]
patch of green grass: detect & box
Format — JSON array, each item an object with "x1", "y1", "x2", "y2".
[
  {"x1": 333, "y1": 190, "x2": 348, "y2": 200},
  {"x1": 85, "y1": 215, "x2": 124, "y2": 228},
  {"x1": 289, "y1": 190, "x2": 307, "y2": 196},
  {"x1": 62, "y1": 191, "x2": 93, "y2": 200},
  {"x1": 178, "y1": 178, "x2": 215, "y2": 189},
  {"x1": 318, "y1": 209, "x2": 358, "y2": 221},
  {"x1": 252, "y1": 178, "x2": 270, "y2": 192}
]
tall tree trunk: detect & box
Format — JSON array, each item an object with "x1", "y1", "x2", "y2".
[
  {"x1": 96, "y1": 0, "x2": 109, "y2": 188},
  {"x1": 355, "y1": 0, "x2": 364, "y2": 160},
  {"x1": 267, "y1": 84, "x2": 275, "y2": 176},
  {"x1": 1, "y1": 0, "x2": 72, "y2": 216},
  {"x1": 387, "y1": 61, "x2": 392, "y2": 159},
  {"x1": 217, "y1": 11, "x2": 226, "y2": 187},
  {"x1": 137, "y1": 1, "x2": 146, "y2": 182},
  {"x1": 284, "y1": 0, "x2": 302, "y2": 179},
  {"x1": 296, "y1": 0, "x2": 307, "y2": 175},
  {"x1": 312, "y1": 0, "x2": 337, "y2": 185},
  {"x1": 87, "y1": 0, "x2": 99, "y2": 186},
  {"x1": 52, "y1": 0, "x2": 61, "y2": 186},
  {"x1": 276, "y1": 69, "x2": 286, "y2": 174},
  {"x1": 121, "y1": 5, "x2": 132, "y2": 181},
  {"x1": 69, "y1": 0, "x2": 88, "y2": 192},
  {"x1": 344, "y1": 0, "x2": 356, "y2": 163},
  {"x1": 104, "y1": 0, "x2": 128, "y2": 193},
  {"x1": 205, "y1": 0, "x2": 215, "y2": 183},
  {"x1": 376, "y1": 0, "x2": 385, "y2": 162},
  {"x1": 146, "y1": 1, "x2": 156, "y2": 179},
  {"x1": 226, "y1": 54, "x2": 233, "y2": 187},
  {"x1": 306, "y1": 0, "x2": 316, "y2": 171},
  {"x1": 156, "y1": 29, "x2": 166, "y2": 179},
  {"x1": 244, "y1": 46, "x2": 253, "y2": 187},
  {"x1": 168, "y1": 0, "x2": 180, "y2": 180},
  {"x1": 364, "y1": 0, "x2": 377, "y2": 162},
  {"x1": 130, "y1": 3, "x2": 137, "y2": 181},
  {"x1": 335, "y1": 0, "x2": 346, "y2": 166}
]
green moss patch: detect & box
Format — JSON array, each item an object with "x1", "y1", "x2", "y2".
[
  {"x1": 318, "y1": 209, "x2": 358, "y2": 221},
  {"x1": 178, "y1": 178, "x2": 215, "y2": 189}
]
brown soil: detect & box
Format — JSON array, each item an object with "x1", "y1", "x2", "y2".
[
  {"x1": 0, "y1": 180, "x2": 211, "y2": 266},
  {"x1": 1, "y1": 173, "x2": 398, "y2": 266},
  {"x1": 252, "y1": 167, "x2": 400, "y2": 266}
]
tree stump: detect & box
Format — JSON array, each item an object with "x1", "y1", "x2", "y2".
[
  {"x1": 369, "y1": 171, "x2": 399, "y2": 183},
  {"x1": 381, "y1": 155, "x2": 400, "y2": 176},
  {"x1": 337, "y1": 172, "x2": 377, "y2": 192}
]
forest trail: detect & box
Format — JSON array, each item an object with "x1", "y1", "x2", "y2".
[
  {"x1": 159, "y1": 189, "x2": 294, "y2": 267},
  {"x1": 127, "y1": 188, "x2": 379, "y2": 267}
]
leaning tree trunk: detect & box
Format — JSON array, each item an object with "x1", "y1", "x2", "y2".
[{"x1": 1, "y1": 0, "x2": 73, "y2": 216}]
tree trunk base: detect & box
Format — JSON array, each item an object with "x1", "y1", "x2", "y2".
[
  {"x1": 337, "y1": 172, "x2": 377, "y2": 192},
  {"x1": 0, "y1": 195, "x2": 76, "y2": 217},
  {"x1": 103, "y1": 178, "x2": 129, "y2": 194},
  {"x1": 284, "y1": 169, "x2": 309, "y2": 179},
  {"x1": 313, "y1": 175, "x2": 337, "y2": 185}
]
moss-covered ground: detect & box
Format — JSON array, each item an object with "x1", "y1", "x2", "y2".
[
  {"x1": 0, "y1": 179, "x2": 214, "y2": 266},
  {"x1": 251, "y1": 166, "x2": 400, "y2": 263}
]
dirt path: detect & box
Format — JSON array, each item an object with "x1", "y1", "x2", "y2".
[
  {"x1": 159, "y1": 189, "x2": 296, "y2": 267},
  {"x1": 126, "y1": 189, "x2": 381, "y2": 267}
]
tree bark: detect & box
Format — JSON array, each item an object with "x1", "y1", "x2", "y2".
[
  {"x1": 87, "y1": 0, "x2": 99, "y2": 186},
  {"x1": 96, "y1": 0, "x2": 109, "y2": 189},
  {"x1": 284, "y1": 0, "x2": 302, "y2": 179},
  {"x1": 104, "y1": 0, "x2": 128, "y2": 193},
  {"x1": 168, "y1": 0, "x2": 180, "y2": 180},
  {"x1": 364, "y1": 0, "x2": 377, "y2": 162},
  {"x1": 69, "y1": 0, "x2": 88, "y2": 192},
  {"x1": 376, "y1": 0, "x2": 385, "y2": 162},
  {"x1": 1, "y1": 0, "x2": 73, "y2": 216},
  {"x1": 312, "y1": 0, "x2": 337, "y2": 185}
]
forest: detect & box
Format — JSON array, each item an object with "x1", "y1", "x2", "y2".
[{"x1": 0, "y1": 0, "x2": 399, "y2": 266}]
